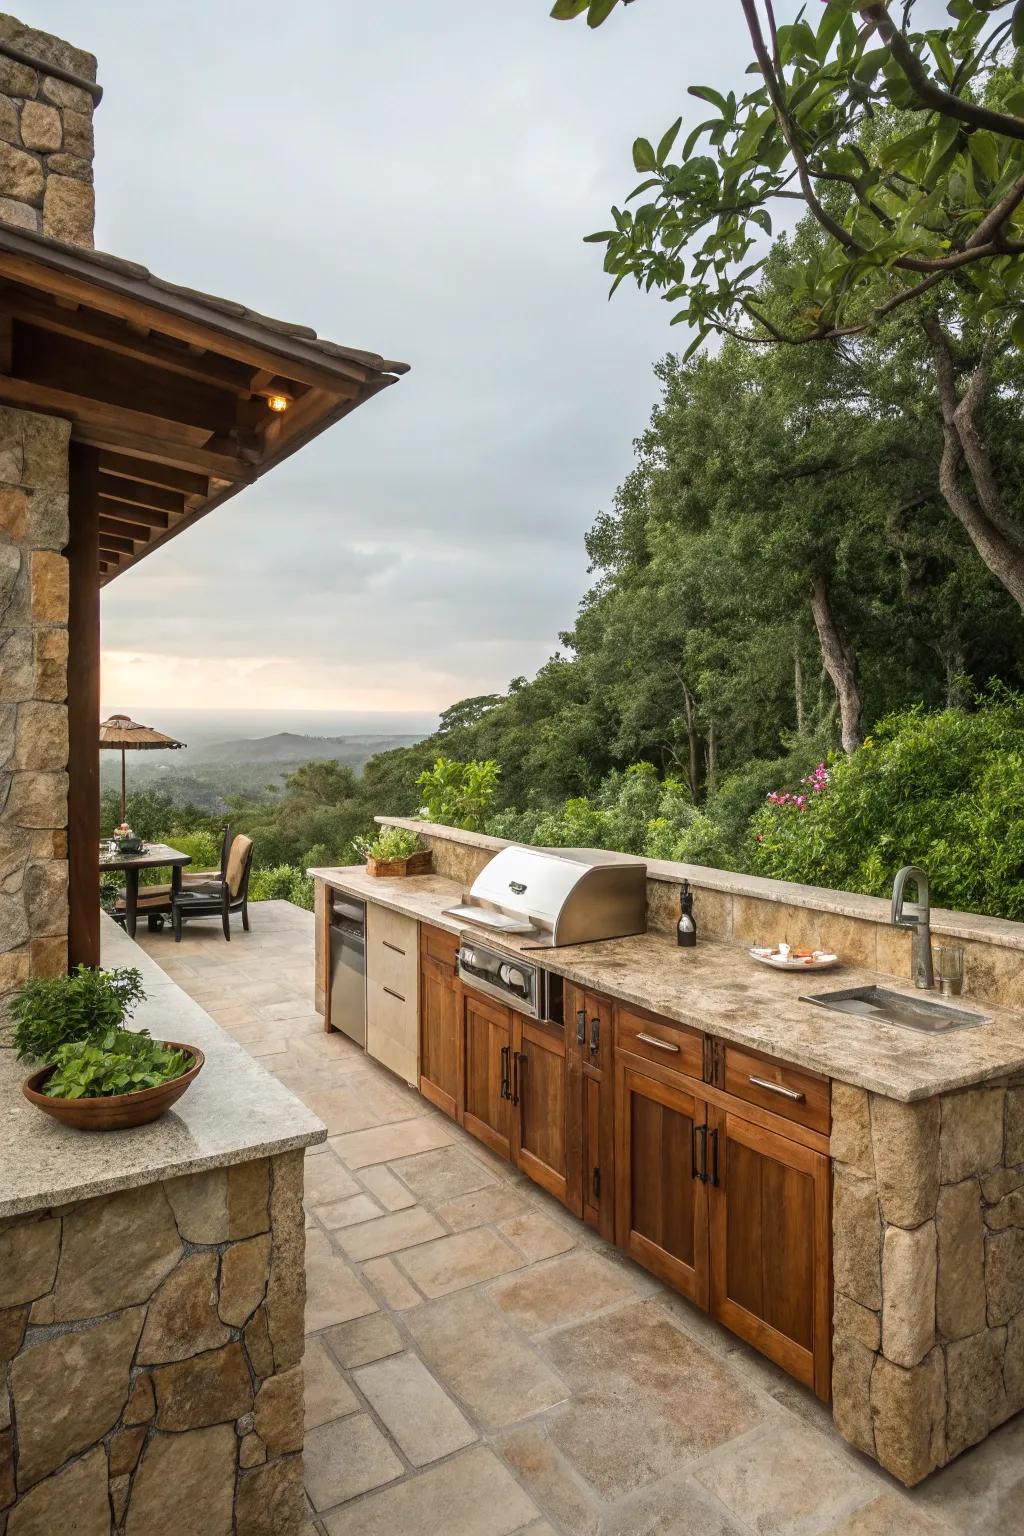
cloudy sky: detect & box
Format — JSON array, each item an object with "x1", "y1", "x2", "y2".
[{"x1": 33, "y1": 0, "x2": 751, "y2": 721}]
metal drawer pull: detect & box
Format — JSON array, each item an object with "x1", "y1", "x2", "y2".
[
  {"x1": 382, "y1": 986, "x2": 406, "y2": 1003},
  {"x1": 748, "y1": 1075, "x2": 804, "y2": 1102},
  {"x1": 636, "y1": 1032, "x2": 680, "y2": 1053},
  {"x1": 382, "y1": 940, "x2": 406, "y2": 955}
]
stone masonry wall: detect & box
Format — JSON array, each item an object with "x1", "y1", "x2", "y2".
[
  {"x1": 831, "y1": 1078, "x2": 1024, "y2": 1485},
  {"x1": 0, "y1": 405, "x2": 70, "y2": 1015},
  {"x1": 0, "y1": 14, "x2": 96, "y2": 246},
  {"x1": 0, "y1": 1150, "x2": 307, "y2": 1536}
]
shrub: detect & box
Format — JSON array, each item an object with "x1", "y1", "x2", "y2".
[
  {"x1": 417, "y1": 757, "x2": 499, "y2": 831},
  {"x1": 139, "y1": 829, "x2": 221, "y2": 887},
  {"x1": 10, "y1": 966, "x2": 145, "y2": 1063},
  {"x1": 248, "y1": 865, "x2": 299, "y2": 902},
  {"x1": 748, "y1": 691, "x2": 1024, "y2": 918}
]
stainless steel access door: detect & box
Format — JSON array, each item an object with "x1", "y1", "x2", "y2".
[{"x1": 329, "y1": 895, "x2": 366, "y2": 1047}]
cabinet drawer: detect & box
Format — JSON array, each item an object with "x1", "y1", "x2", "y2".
[
  {"x1": 722, "y1": 1044, "x2": 830, "y2": 1135},
  {"x1": 366, "y1": 976, "x2": 418, "y2": 1085},
  {"x1": 615, "y1": 1005, "x2": 703, "y2": 1081},
  {"x1": 368, "y1": 907, "x2": 417, "y2": 998},
  {"x1": 421, "y1": 922, "x2": 459, "y2": 972}
]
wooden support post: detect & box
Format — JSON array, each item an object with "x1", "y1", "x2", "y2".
[{"x1": 66, "y1": 442, "x2": 101, "y2": 968}]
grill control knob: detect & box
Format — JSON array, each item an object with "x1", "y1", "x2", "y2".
[{"x1": 500, "y1": 964, "x2": 527, "y2": 993}]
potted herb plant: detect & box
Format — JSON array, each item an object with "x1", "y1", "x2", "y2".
[
  {"x1": 353, "y1": 827, "x2": 432, "y2": 878},
  {"x1": 10, "y1": 965, "x2": 203, "y2": 1131}
]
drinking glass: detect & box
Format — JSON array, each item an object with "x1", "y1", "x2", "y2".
[{"x1": 933, "y1": 944, "x2": 964, "y2": 997}]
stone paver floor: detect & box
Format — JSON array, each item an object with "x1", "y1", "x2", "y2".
[{"x1": 139, "y1": 900, "x2": 1024, "y2": 1536}]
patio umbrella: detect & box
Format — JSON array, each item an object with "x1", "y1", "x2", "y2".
[{"x1": 99, "y1": 714, "x2": 185, "y2": 825}]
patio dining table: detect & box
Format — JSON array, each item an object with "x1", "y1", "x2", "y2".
[{"x1": 99, "y1": 842, "x2": 191, "y2": 940}]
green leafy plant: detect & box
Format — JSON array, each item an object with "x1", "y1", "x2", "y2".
[
  {"x1": 10, "y1": 966, "x2": 145, "y2": 1064},
  {"x1": 42, "y1": 1029, "x2": 191, "y2": 1100},
  {"x1": 353, "y1": 826, "x2": 424, "y2": 862},
  {"x1": 416, "y1": 757, "x2": 500, "y2": 831}
]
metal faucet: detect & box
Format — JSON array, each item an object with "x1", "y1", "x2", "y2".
[{"x1": 891, "y1": 866, "x2": 933, "y2": 990}]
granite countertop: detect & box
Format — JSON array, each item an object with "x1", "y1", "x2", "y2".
[
  {"x1": 0, "y1": 916, "x2": 326, "y2": 1220},
  {"x1": 312, "y1": 866, "x2": 1024, "y2": 1103}
]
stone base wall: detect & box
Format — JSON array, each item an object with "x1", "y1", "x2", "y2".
[
  {"x1": 0, "y1": 1150, "x2": 307, "y2": 1536},
  {"x1": 0, "y1": 405, "x2": 71, "y2": 1016},
  {"x1": 831, "y1": 1079, "x2": 1024, "y2": 1485}
]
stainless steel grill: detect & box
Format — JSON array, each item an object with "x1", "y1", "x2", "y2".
[{"x1": 443, "y1": 845, "x2": 647, "y2": 950}]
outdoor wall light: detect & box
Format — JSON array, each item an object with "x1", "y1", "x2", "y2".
[{"x1": 266, "y1": 393, "x2": 291, "y2": 413}]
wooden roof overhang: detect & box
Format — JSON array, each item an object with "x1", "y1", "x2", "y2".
[{"x1": 0, "y1": 225, "x2": 409, "y2": 584}]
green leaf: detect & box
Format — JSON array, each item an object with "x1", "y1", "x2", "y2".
[
  {"x1": 969, "y1": 131, "x2": 1000, "y2": 184},
  {"x1": 632, "y1": 137, "x2": 656, "y2": 172},
  {"x1": 1011, "y1": 312, "x2": 1024, "y2": 348},
  {"x1": 657, "y1": 116, "x2": 683, "y2": 165},
  {"x1": 586, "y1": 0, "x2": 619, "y2": 26},
  {"x1": 549, "y1": 0, "x2": 588, "y2": 17},
  {"x1": 750, "y1": 208, "x2": 773, "y2": 236},
  {"x1": 687, "y1": 84, "x2": 728, "y2": 115},
  {"x1": 926, "y1": 30, "x2": 955, "y2": 85}
]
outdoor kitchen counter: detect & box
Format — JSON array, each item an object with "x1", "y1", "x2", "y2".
[
  {"x1": 0, "y1": 913, "x2": 326, "y2": 1219},
  {"x1": 312, "y1": 866, "x2": 1024, "y2": 1102}
]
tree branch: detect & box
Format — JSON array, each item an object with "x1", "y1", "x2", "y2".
[{"x1": 860, "y1": 3, "x2": 1024, "y2": 143}]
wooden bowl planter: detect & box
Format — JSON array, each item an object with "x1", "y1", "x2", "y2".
[
  {"x1": 22, "y1": 1042, "x2": 205, "y2": 1131},
  {"x1": 365, "y1": 850, "x2": 432, "y2": 878}
]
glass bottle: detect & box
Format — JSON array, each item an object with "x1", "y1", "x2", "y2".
[{"x1": 676, "y1": 880, "x2": 697, "y2": 947}]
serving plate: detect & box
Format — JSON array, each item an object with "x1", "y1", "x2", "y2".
[{"x1": 749, "y1": 949, "x2": 839, "y2": 972}]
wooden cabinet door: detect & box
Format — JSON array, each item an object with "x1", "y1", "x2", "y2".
[
  {"x1": 512, "y1": 1015, "x2": 577, "y2": 1210},
  {"x1": 419, "y1": 949, "x2": 461, "y2": 1119},
  {"x1": 462, "y1": 992, "x2": 513, "y2": 1161},
  {"x1": 708, "y1": 1108, "x2": 831, "y2": 1399},
  {"x1": 568, "y1": 985, "x2": 614, "y2": 1239},
  {"x1": 615, "y1": 1060, "x2": 709, "y2": 1307}
]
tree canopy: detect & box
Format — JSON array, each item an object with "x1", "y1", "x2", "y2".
[{"x1": 554, "y1": 0, "x2": 1024, "y2": 347}]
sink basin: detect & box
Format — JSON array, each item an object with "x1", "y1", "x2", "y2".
[{"x1": 800, "y1": 985, "x2": 987, "y2": 1034}]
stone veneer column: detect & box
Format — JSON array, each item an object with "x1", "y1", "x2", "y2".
[
  {"x1": 0, "y1": 1150, "x2": 307, "y2": 1535},
  {"x1": 0, "y1": 13, "x2": 96, "y2": 245},
  {"x1": 0, "y1": 16, "x2": 98, "y2": 1014},
  {"x1": 0, "y1": 405, "x2": 71, "y2": 1011},
  {"x1": 831, "y1": 1077, "x2": 1024, "y2": 1484}
]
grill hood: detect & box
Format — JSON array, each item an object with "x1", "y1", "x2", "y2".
[{"x1": 443, "y1": 845, "x2": 647, "y2": 949}]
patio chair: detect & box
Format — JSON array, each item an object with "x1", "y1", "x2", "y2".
[
  {"x1": 183, "y1": 824, "x2": 232, "y2": 887},
  {"x1": 171, "y1": 834, "x2": 254, "y2": 943},
  {"x1": 138, "y1": 825, "x2": 233, "y2": 908}
]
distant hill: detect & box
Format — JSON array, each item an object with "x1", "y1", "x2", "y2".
[
  {"x1": 98, "y1": 730, "x2": 427, "y2": 815},
  {"x1": 194, "y1": 732, "x2": 423, "y2": 765}
]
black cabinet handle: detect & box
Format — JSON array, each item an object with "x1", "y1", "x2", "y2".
[
  {"x1": 708, "y1": 1127, "x2": 719, "y2": 1187},
  {"x1": 692, "y1": 1123, "x2": 707, "y2": 1182},
  {"x1": 500, "y1": 1044, "x2": 510, "y2": 1101},
  {"x1": 577, "y1": 1008, "x2": 587, "y2": 1045},
  {"x1": 512, "y1": 1050, "x2": 526, "y2": 1106},
  {"x1": 592, "y1": 1165, "x2": 601, "y2": 1200},
  {"x1": 589, "y1": 1016, "x2": 600, "y2": 1056}
]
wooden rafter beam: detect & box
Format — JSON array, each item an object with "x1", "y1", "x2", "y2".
[
  {"x1": 71, "y1": 421, "x2": 250, "y2": 481},
  {"x1": 13, "y1": 325, "x2": 239, "y2": 435},
  {"x1": 98, "y1": 499, "x2": 171, "y2": 530},
  {"x1": 99, "y1": 531, "x2": 134, "y2": 554},
  {"x1": 99, "y1": 512, "x2": 151, "y2": 542},
  {"x1": 0, "y1": 374, "x2": 213, "y2": 447},
  {"x1": 98, "y1": 452, "x2": 209, "y2": 497},
  {"x1": 0, "y1": 290, "x2": 257, "y2": 392},
  {"x1": 0, "y1": 249, "x2": 374, "y2": 392},
  {"x1": 97, "y1": 474, "x2": 184, "y2": 514}
]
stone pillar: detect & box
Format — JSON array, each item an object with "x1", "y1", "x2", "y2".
[
  {"x1": 0, "y1": 18, "x2": 98, "y2": 1010},
  {"x1": 0, "y1": 405, "x2": 70, "y2": 1013},
  {"x1": 0, "y1": 14, "x2": 97, "y2": 246},
  {"x1": 831, "y1": 1077, "x2": 1024, "y2": 1485}
]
